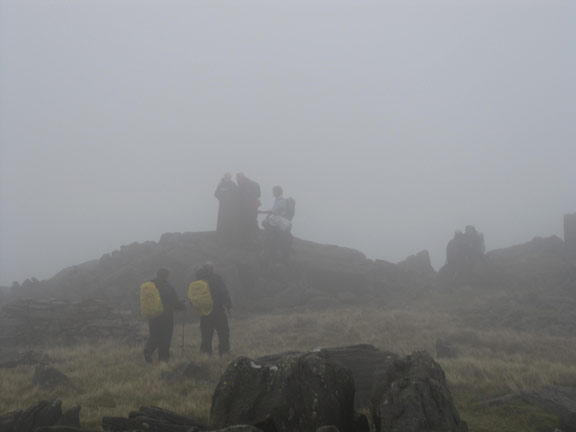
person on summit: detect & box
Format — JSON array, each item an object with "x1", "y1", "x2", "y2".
[
  {"x1": 194, "y1": 263, "x2": 232, "y2": 356},
  {"x1": 259, "y1": 186, "x2": 294, "y2": 265},
  {"x1": 142, "y1": 268, "x2": 186, "y2": 363}
]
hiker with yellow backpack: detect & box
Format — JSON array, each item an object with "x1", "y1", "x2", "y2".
[
  {"x1": 140, "y1": 268, "x2": 186, "y2": 363},
  {"x1": 188, "y1": 262, "x2": 232, "y2": 356}
]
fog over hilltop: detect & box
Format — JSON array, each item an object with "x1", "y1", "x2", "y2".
[{"x1": 1, "y1": 1, "x2": 575, "y2": 285}]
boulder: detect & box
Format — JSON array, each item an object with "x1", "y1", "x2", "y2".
[
  {"x1": 35, "y1": 428, "x2": 97, "y2": 432},
  {"x1": 102, "y1": 417, "x2": 201, "y2": 432},
  {"x1": 103, "y1": 406, "x2": 205, "y2": 432},
  {"x1": 33, "y1": 364, "x2": 71, "y2": 389},
  {"x1": 209, "y1": 427, "x2": 264, "y2": 432},
  {"x1": 56, "y1": 406, "x2": 81, "y2": 428},
  {"x1": 12, "y1": 400, "x2": 62, "y2": 432},
  {"x1": 210, "y1": 352, "x2": 356, "y2": 432},
  {"x1": 371, "y1": 351, "x2": 467, "y2": 432},
  {"x1": 315, "y1": 427, "x2": 339, "y2": 432},
  {"x1": 256, "y1": 345, "x2": 397, "y2": 409},
  {"x1": 0, "y1": 410, "x2": 21, "y2": 432}
]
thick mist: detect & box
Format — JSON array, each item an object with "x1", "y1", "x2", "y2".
[{"x1": 1, "y1": 0, "x2": 575, "y2": 285}]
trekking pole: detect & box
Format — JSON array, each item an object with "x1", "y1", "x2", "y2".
[{"x1": 181, "y1": 318, "x2": 185, "y2": 358}]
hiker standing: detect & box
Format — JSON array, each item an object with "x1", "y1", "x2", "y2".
[
  {"x1": 259, "y1": 186, "x2": 294, "y2": 264},
  {"x1": 214, "y1": 173, "x2": 237, "y2": 244},
  {"x1": 195, "y1": 263, "x2": 232, "y2": 356},
  {"x1": 143, "y1": 268, "x2": 186, "y2": 363}
]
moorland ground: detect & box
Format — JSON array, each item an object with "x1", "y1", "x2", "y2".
[{"x1": 2, "y1": 302, "x2": 575, "y2": 432}]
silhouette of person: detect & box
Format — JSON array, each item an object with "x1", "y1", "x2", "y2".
[{"x1": 143, "y1": 268, "x2": 185, "y2": 362}]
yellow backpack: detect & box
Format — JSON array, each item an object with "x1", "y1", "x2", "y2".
[
  {"x1": 188, "y1": 280, "x2": 213, "y2": 316},
  {"x1": 140, "y1": 282, "x2": 164, "y2": 319}
]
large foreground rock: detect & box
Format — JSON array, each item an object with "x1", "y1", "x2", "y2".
[
  {"x1": 371, "y1": 351, "x2": 467, "y2": 432},
  {"x1": 210, "y1": 352, "x2": 356, "y2": 432},
  {"x1": 258, "y1": 345, "x2": 397, "y2": 409}
]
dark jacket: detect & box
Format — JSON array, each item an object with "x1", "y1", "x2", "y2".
[
  {"x1": 151, "y1": 278, "x2": 184, "y2": 318},
  {"x1": 195, "y1": 270, "x2": 232, "y2": 314}
]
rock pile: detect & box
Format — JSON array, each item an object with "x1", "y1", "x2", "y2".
[{"x1": 0, "y1": 298, "x2": 141, "y2": 346}]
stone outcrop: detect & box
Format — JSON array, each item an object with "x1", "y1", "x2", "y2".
[
  {"x1": 0, "y1": 298, "x2": 141, "y2": 346},
  {"x1": 371, "y1": 351, "x2": 468, "y2": 432},
  {"x1": 7, "y1": 232, "x2": 436, "y2": 316},
  {"x1": 486, "y1": 236, "x2": 569, "y2": 291},
  {"x1": 210, "y1": 352, "x2": 356, "y2": 432}
]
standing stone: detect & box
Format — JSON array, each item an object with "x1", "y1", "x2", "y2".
[
  {"x1": 565, "y1": 214, "x2": 576, "y2": 260},
  {"x1": 210, "y1": 353, "x2": 356, "y2": 432},
  {"x1": 371, "y1": 351, "x2": 467, "y2": 432}
]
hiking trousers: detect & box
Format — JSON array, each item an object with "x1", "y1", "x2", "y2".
[
  {"x1": 144, "y1": 314, "x2": 174, "y2": 361},
  {"x1": 200, "y1": 312, "x2": 229, "y2": 356}
]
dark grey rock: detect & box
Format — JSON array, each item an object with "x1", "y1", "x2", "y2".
[
  {"x1": 256, "y1": 345, "x2": 397, "y2": 410},
  {"x1": 13, "y1": 400, "x2": 62, "y2": 432},
  {"x1": 315, "y1": 427, "x2": 339, "y2": 432},
  {"x1": 352, "y1": 413, "x2": 369, "y2": 432},
  {"x1": 209, "y1": 427, "x2": 264, "y2": 432},
  {"x1": 102, "y1": 416, "x2": 201, "y2": 432},
  {"x1": 371, "y1": 351, "x2": 468, "y2": 432},
  {"x1": 210, "y1": 352, "x2": 356, "y2": 432},
  {"x1": 35, "y1": 427, "x2": 97, "y2": 432},
  {"x1": 56, "y1": 406, "x2": 81, "y2": 428},
  {"x1": 0, "y1": 410, "x2": 21, "y2": 432},
  {"x1": 104, "y1": 406, "x2": 205, "y2": 432},
  {"x1": 33, "y1": 364, "x2": 71, "y2": 389},
  {"x1": 132, "y1": 406, "x2": 206, "y2": 428}
]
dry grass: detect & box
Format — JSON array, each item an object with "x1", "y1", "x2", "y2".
[{"x1": 2, "y1": 304, "x2": 576, "y2": 431}]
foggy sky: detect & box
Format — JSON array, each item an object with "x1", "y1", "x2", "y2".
[{"x1": 1, "y1": 0, "x2": 575, "y2": 285}]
